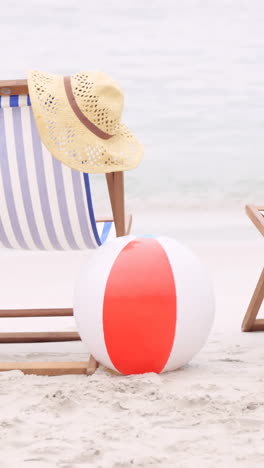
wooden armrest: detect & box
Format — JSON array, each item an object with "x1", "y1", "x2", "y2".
[{"x1": 0, "y1": 79, "x2": 28, "y2": 96}]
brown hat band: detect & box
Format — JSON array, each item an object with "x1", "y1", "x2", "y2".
[{"x1": 63, "y1": 76, "x2": 113, "y2": 140}]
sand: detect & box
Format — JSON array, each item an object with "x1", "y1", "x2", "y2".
[{"x1": 0, "y1": 233, "x2": 263, "y2": 467}]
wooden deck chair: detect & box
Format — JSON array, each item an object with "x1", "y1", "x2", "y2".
[
  {"x1": 241, "y1": 204, "x2": 264, "y2": 332},
  {"x1": 0, "y1": 79, "x2": 132, "y2": 375}
]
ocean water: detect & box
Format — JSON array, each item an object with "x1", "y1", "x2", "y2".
[{"x1": 1, "y1": 0, "x2": 264, "y2": 240}]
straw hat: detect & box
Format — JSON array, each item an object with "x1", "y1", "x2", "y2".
[{"x1": 27, "y1": 70, "x2": 144, "y2": 173}]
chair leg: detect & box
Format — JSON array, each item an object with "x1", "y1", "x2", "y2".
[
  {"x1": 0, "y1": 308, "x2": 74, "y2": 318},
  {"x1": 106, "y1": 172, "x2": 126, "y2": 236},
  {"x1": 0, "y1": 308, "x2": 80, "y2": 343},
  {"x1": 0, "y1": 355, "x2": 98, "y2": 376},
  {"x1": 86, "y1": 355, "x2": 99, "y2": 375},
  {"x1": 0, "y1": 307, "x2": 99, "y2": 374},
  {"x1": 241, "y1": 268, "x2": 264, "y2": 331},
  {"x1": 0, "y1": 331, "x2": 80, "y2": 343}
]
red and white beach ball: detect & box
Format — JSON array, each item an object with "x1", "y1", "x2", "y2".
[{"x1": 74, "y1": 236, "x2": 214, "y2": 374}]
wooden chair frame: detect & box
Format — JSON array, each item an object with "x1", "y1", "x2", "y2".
[
  {"x1": 241, "y1": 204, "x2": 264, "y2": 332},
  {"x1": 0, "y1": 80, "x2": 131, "y2": 375}
]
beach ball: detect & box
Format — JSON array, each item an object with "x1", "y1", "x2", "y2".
[{"x1": 74, "y1": 236, "x2": 214, "y2": 374}]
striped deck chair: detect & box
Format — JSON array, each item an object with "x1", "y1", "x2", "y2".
[
  {"x1": 0, "y1": 79, "x2": 132, "y2": 375},
  {"x1": 241, "y1": 204, "x2": 264, "y2": 332}
]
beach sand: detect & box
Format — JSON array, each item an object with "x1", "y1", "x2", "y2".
[{"x1": 0, "y1": 224, "x2": 263, "y2": 467}]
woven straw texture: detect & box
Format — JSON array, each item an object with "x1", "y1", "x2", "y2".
[{"x1": 27, "y1": 70, "x2": 144, "y2": 173}]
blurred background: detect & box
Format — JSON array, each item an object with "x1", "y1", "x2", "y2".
[{"x1": 1, "y1": 0, "x2": 264, "y2": 241}]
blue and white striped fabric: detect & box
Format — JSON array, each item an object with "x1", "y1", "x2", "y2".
[{"x1": 0, "y1": 95, "x2": 112, "y2": 250}]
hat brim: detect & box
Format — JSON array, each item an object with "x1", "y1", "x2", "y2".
[{"x1": 27, "y1": 70, "x2": 144, "y2": 173}]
